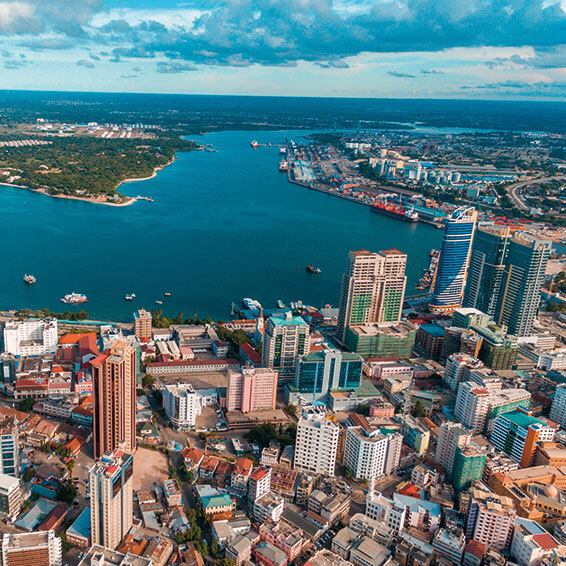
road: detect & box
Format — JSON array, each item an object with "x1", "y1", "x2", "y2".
[{"x1": 506, "y1": 175, "x2": 566, "y2": 211}]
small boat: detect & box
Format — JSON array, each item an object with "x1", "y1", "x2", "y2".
[
  {"x1": 164, "y1": 292, "x2": 172, "y2": 297},
  {"x1": 279, "y1": 147, "x2": 286, "y2": 154},
  {"x1": 250, "y1": 140, "x2": 259, "y2": 148},
  {"x1": 155, "y1": 300, "x2": 163, "y2": 305},
  {"x1": 278, "y1": 160, "x2": 288, "y2": 172},
  {"x1": 61, "y1": 292, "x2": 88, "y2": 304},
  {"x1": 124, "y1": 293, "x2": 136, "y2": 301},
  {"x1": 136, "y1": 195, "x2": 154, "y2": 202},
  {"x1": 23, "y1": 274, "x2": 36, "y2": 285},
  {"x1": 277, "y1": 300, "x2": 286, "y2": 309},
  {"x1": 306, "y1": 265, "x2": 321, "y2": 274}
]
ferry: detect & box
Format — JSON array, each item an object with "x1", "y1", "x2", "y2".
[
  {"x1": 250, "y1": 140, "x2": 259, "y2": 148},
  {"x1": 124, "y1": 293, "x2": 136, "y2": 301},
  {"x1": 306, "y1": 265, "x2": 321, "y2": 274},
  {"x1": 371, "y1": 202, "x2": 419, "y2": 223},
  {"x1": 61, "y1": 292, "x2": 88, "y2": 304},
  {"x1": 278, "y1": 160, "x2": 288, "y2": 172},
  {"x1": 23, "y1": 274, "x2": 36, "y2": 285},
  {"x1": 242, "y1": 297, "x2": 262, "y2": 311}
]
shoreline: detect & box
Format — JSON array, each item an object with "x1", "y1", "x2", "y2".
[{"x1": 0, "y1": 155, "x2": 177, "y2": 207}]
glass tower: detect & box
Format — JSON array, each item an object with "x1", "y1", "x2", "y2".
[
  {"x1": 430, "y1": 207, "x2": 478, "y2": 313},
  {"x1": 463, "y1": 224, "x2": 511, "y2": 317}
]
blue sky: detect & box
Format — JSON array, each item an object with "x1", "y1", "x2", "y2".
[{"x1": 0, "y1": 0, "x2": 564, "y2": 99}]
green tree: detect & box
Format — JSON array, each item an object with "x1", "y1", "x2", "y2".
[{"x1": 142, "y1": 374, "x2": 155, "y2": 389}]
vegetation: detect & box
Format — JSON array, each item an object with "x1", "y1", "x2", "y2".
[
  {"x1": 245, "y1": 422, "x2": 297, "y2": 449},
  {"x1": 0, "y1": 135, "x2": 194, "y2": 198},
  {"x1": 17, "y1": 398, "x2": 35, "y2": 412},
  {"x1": 150, "y1": 309, "x2": 213, "y2": 329},
  {"x1": 142, "y1": 374, "x2": 155, "y2": 389},
  {"x1": 15, "y1": 308, "x2": 89, "y2": 321},
  {"x1": 56, "y1": 478, "x2": 77, "y2": 504}
]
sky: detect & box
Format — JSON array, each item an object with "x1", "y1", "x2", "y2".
[{"x1": 0, "y1": 0, "x2": 564, "y2": 99}]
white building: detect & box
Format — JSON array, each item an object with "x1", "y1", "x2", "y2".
[
  {"x1": 0, "y1": 473, "x2": 21, "y2": 521},
  {"x1": 344, "y1": 426, "x2": 402, "y2": 481},
  {"x1": 2, "y1": 531, "x2": 62, "y2": 566},
  {"x1": 444, "y1": 353, "x2": 484, "y2": 392},
  {"x1": 434, "y1": 421, "x2": 471, "y2": 478},
  {"x1": 510, "y1": 518, "x2": 561, "y2": 566},
  {"x1": 294, "y1": 408, "x2": 339, "y2": 476},
  {"x1": 550, "y1": 384, "x2": 566, "y2": 429},
  {"x1": 89, "y1": 450, "x2": 133, "y2": 550},
  {"x1": 3, "y1": 319, "x2": 58, "y2": 356},
  {"x1": 163, "y1": 383, "x2": 217, "y2": 430},
  {"x1": 454, "y1": 381, "x2": 492, "y2": 433}
]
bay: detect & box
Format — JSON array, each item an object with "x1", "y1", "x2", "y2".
[{"x1": 0, "y1": 129, "x2": 441, "y2": 321}]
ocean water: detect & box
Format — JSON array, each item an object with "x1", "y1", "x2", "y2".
[{"x1": 0, "y1": 128, "x2": 442, "y2": 321}]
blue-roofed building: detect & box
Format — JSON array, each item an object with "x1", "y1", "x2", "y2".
[
  {"x1": 66, "y1": 507, "x2": 91, "y2": 548},
  {"x1": 431, "y1": 207, "x2": 478, "y2": 313}
]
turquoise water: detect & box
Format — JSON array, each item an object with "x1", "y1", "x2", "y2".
[{"x1": 0, "y1": 129, "x2": 441, "y2": 321}]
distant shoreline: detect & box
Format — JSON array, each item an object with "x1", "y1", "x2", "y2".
[{"x1": 0, "y1": 155, "x2": 177, "y2": 207}]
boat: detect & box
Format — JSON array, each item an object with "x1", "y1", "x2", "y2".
[
  {"x1": 242, "y1": 297, "x2": 262, "y2": 311},
  {"x1": 155, "y1": 300, "x2": 163, "y2": 305},
  {"x1": 279, "y1": 147, "x2": 286, "y2": 155},
  {"x1": 164, "y1": 292, "x2": 172, "y2": 297},
  {"x1": 278, "y1": 160, "x2": 288, "y2": 172},
  {"x1": 61, "y1": 292, "x2": 88, "y2": 304},
  {"x1": 250, "y1": 140, "x2": 259, "y2": 148},
  {"x1": 371, "y1": 202, "x2": 419, "y2": 222},
  {"x1": 136, "y1": 196, "x2": 154, "y2": 202},
  {"x1": 277, "y1": 300, "x2": 286, "y2": 309},
  {"x1": 23, "y1": 274, "x2": 36, "y2": 285},
  {"x1": 306, "y1": 265, "x2": 322, "y2": 274},
  {"x1": 124, "y1": 293, "x2": 136, "y2": 301}
]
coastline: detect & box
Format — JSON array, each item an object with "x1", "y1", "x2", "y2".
[{"x1": 0, "y1": 155, "x2": 177, "y2": 207}]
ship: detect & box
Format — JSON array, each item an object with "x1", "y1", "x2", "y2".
[
  {"x1": 155, "y1": 300, "x2": 163, "y2": 305},
  {"x1": 136, "y1": 196, "x2": 154, "y2": 202},
  {"x1": 306, "y1": 265, "x2": 321, "y2": 274},
  {"x1": 124, "y1": 293, "x2": 136, "y2": 301},
  {"x1": 371, "y1": 202, "x2": 419, "y2": 222},
  {"x1": 278, "y1": 160, "x2": 288, "y2": 172},
  {"x1": 23, "y1": 274, "x2": 36, "y2": 285},
  {"x1": 61, "y1": 292, "x2": 88, "y2": 304},
  {"x1": 250, "y1": 140, "x2": 259, "y2": 148},
  {"x1": 279, "y1": 147, "x2": 286, "y2": 154}
]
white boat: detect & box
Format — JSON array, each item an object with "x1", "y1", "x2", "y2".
[
  {"x1": 155, "y1": 300, "x2": 163, "y2": 305},
  {"x1": 250, "y1": 140, "x2": 259, "y2": 148},
  {"x1": 23, "y1": 274, "x2": 36, "y2": 285},
  {"x1": 164, "y1": 292, "x2": 172, "y2": 297},
  {"x1": 61, "y1": 292, "x2": 88, "y2": 304},
  {"x1": 124, "y1": 293, "x2": 136, "y2": 301}
]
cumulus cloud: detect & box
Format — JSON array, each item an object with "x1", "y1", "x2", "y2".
[
  {"x1": 316, "y1": 59, "x2": 350, "y2": 68},
  {"x1": 421, "y1": 68, "x2": 445, "y2": 75},
  {"x1": 76, "y1": 58, "x2": 94, "y2": 68},
  {"x1": 460, "y1": 80, "x2": 566, "y2": 96},
  {"x1": 4, "y1": 59, "x2": 28, "y2": 69},
  {"x1": 387, "y1": 70, "x2": 416, "y2": 78},
  {"x1": 155, "y1": 61, "x2": 196, "y2": 73}
]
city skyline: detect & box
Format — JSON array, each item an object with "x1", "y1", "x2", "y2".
[{"x1": 0, "y1": 1, "x2": 563, "y2": 99}]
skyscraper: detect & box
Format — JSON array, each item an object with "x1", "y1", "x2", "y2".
[
  {"x1": 463, "y1": 224, "x2": 511, "y2": 317},
  {"x1": 337, "y1": 248, "x2": 407, "y2": 343},
  {"x1": 133, "y1": 309, "x2": 152, "y2": 343},
  {"x1": 89, "y1": 450, "x2": 133, "y2": 550},
  {"x1": 430, "y1": 207, "x2": 478, "y2": 313},
  {"x1": 91, "y1": 341, "x2": 137, "y2": 459},
  {"x1": 261, "y1": 314, "x2": 310, "y2": 380},
  {"x1": 495, "y1": 232, "x2": 551, "y2": 337}
]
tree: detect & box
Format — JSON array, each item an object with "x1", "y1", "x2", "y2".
[
  {"x1": 142, "y1": 374, "x2": 155, "y2": 389},
  {"x1": 284, "y1": 404, "x2": 297, "y2": 417},
  {"x1": 17, "y1": 398, "x2": 35, "y2": 412},
  {"x1": 412, "y1": 400, "x2": 426, "y2": 417},
  {"x1": 210, "y1": 540, "x2": 221, "y2": 558}
]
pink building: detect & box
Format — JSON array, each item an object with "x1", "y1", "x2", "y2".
[{"x1": 227, "y1": 367, "x2": 278, "y2": 413}]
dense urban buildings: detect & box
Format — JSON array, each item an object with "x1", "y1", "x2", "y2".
[
  {"x1": 226, "y1": 367, "x2": 278, "y2": 413},
  {"x1": 1, "y1": 531, "x2": 62, "y2": 566},
  {"x1": 89, "y1": 450, "x2": 134, "y2": 549},
  {"x1": 2, "y1": 319, "x2": 58, "y2": 356},
  {"x1": 430, "y1": 207, "x2": 478, "y2": 313},
  {"x1": 91, "y1": 341, "x2": 137, "y2": 458}
]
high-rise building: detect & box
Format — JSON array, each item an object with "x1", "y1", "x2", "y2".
[
  {"x1": 452, "y1": 307, "x2": 492, "y2": 330},
  {"x1": 294, "y1": 408, "x2": 339, "y2": 476},
  {"x1": 434, "y1": 422, "x2": 471, "y2": 478},
  {"x1": 337, "y1": 249, "x2": 407, "y2": 343},
  {"x1": 510, "y1": 519, "x2": 561, "y2": 566},
  {"x1": 0, "y1": 473, "x2": 20, "y2": 521},
  {"x1": 163, "y1": 383, "x2": 203, "y2": 429},
  {"x1": 463, "y1": 224, "x2": 511, "y2": 317},
  {"x1": 91, "y1": 341, "x2": 137, "y2": 459},
  {"x1": 0, "y1": 416, "x2": 19, "y2": 476},
  {"x1": 454, "y1": 381, "x2": 492, "y2": 433},
  {"x1": 262, "y1": 314, "x2": 310, "y2": 380},
  {"x1": 491, "y1": 409, "x2": 555, "y2": 467},
  {"x1": 344, "y1": 426, "x2": 402, "y2": 480},
  {"x1": 89, "y1": 450, "x2": 133, "y2": 549},
  {"x1": 474, "y1": 325, "x2": 518, "y2": 370},
  {"x1": 466, "y1": 486, "x2": 516, "y2": 551},
  {"x1": 430, "y1": 207, "x2": 478, "y2": 313},
  {"x1": 2, "y1": 319, "x2": 58, "y2": 356},
  {"x1": 495, "y1": 233, "x2": 552, "y2": 337},
  {"x1": 133, "y1": 309, "x2": 152, "y2": 343},
  {"x1": 550, "y1": 384, "x2": 566, "y2": 429},
  {"x1": 452, "y1": 446, "x2": 486, "y2": 492},
  {"x1": 2, "y1": 531, "x2": 62, "y2": 566},
  {"x1": 287, "y1": 349, "x2": 363, "y2": 404},
  {"x1": 227, "y1": 367, "x2": 278, "y2": 413},
  {"x1": 444, "y1": 353, "x2": 484, "y2": 392}
]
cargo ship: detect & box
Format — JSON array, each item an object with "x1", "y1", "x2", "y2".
[{"x1": 371, "y1": 202, "x2": 419, "y2": 222}]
